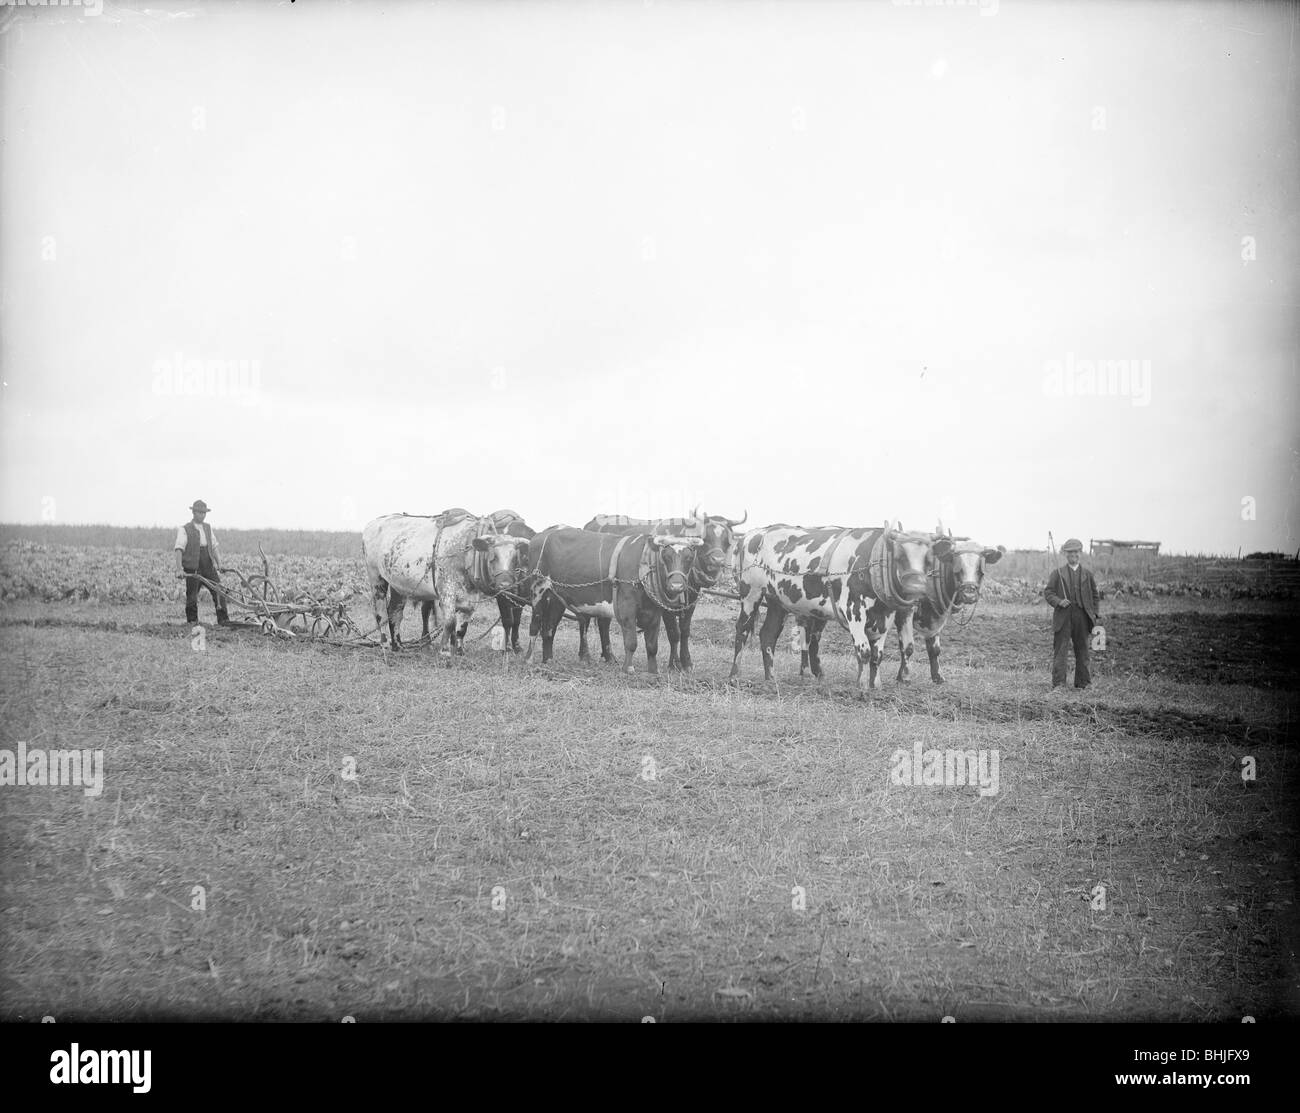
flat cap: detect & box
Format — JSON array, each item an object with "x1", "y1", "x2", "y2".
[{"x1": 1062, "y1": 538, "x2": 1083, "y2": 552}]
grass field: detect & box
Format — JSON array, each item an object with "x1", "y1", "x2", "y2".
[{"x1": 1, "y1": 531, "x2": 1298, "y2": 1020}]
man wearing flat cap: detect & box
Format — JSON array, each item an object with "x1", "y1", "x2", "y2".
[
  {"x1": 1044, "y1": 538, "x2": 1100, "y2": 689},
  {"x1": 174, "y1": 500, "x2": 230, "y2": 626}
]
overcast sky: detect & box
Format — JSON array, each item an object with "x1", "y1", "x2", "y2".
[{"x1": 1, "y1": 0, "x2": 1296, "y2": 554}]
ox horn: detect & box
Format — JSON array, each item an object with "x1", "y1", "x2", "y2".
[{"x1": 724, "y1": 509, "x2": 748, "y2": 528}]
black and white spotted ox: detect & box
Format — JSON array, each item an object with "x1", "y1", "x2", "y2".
[
  {"x1": 417, "y1": 509, "x2": 536, "y2": 652},
  {"x1": 361, "y1": 510, "x2": 530, "y2": 657},
  {"x1": 888, "y1": 535, "x2": 1004, "y2": 684},
  {"x1": 583, "y1": 508, "x2": 745, "y2": 670},
  {"x1": 524, "y1": 526, "x2": 703, "y2": 673},
  {"x1": 730, "y1": 523, "x2": 942, "y2": 690}
]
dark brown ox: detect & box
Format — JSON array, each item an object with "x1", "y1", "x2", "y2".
[
  {"x1": 730, "y1": 522, "x2": 942, "y2": 691},
  {"x1": 523, "y1": 527, "x2": 703, "y2": 673},
  {"x1": 892, "y1": 534, "x2": 1004, "y2": 683},
  {"x1": 419, "y1": 509, "x2": 537, "y2": 652},
  {"x1": 582, "y1": 507, "x2": 746, "y2": 669}
]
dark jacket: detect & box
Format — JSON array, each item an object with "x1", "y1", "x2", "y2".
[
  {"x1": 1044, "y1": 564, "x2": 1100, "y2": 632},
  {"x1": 178, "y1": 522, "x2": 216, "y2": 572}
]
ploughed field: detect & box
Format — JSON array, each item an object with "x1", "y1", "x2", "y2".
[{"x1": 0, "y1": 540, "x2": 1297, "y2": 1020}]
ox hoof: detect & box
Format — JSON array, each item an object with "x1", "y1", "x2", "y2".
[
  {"x1": 625, "y1": 666, "x2": 636, "y2": 675},
  {"x1": 931, "y1": 676, "x2": 946, "y2": 685}
]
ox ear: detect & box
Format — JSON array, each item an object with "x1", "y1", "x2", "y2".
[
  {"x1": 471, "y1": 536, "x2": 491, "y2": 552},
  {"x1": 983, "y1": 546, "x2": 1004, "y2": 565},
  {"x1": 931, "y1": 538, "x2": 954, "y2": 559}
]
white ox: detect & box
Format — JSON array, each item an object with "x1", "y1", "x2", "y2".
[{"x1": 361, "y1": 512, "x2": 530, "y2": 657}]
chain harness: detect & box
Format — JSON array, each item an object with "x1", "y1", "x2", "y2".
[
  {"x1": 529, "y1": 531, "x2": 702, "y2": 614},
  {"x1": 590, "y1": 513, "x2": 731, "y2": 599},
  {"x1": 928, "y1": 542, "x2": 986, "y2": 629},
  {"x1": 741, "y1": 523, "x2": 923, "y2": 628},
  {"x1": 419, "y1": 508, "x2": 530, "y2": 601}
]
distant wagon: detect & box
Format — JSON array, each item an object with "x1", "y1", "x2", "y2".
[{"x1": 1089, "y1": 538, "x2": 1161, "y2": 556}]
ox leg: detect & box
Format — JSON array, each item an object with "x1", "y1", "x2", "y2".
[
  {"x1": 867, "y1": 626, "x2": 886, "y2": 689},
  {"x1": 676, "y1": 605, "x2": 696, "y2": 671},
  {"x1": 386, "y1": 590, "x2": 408, "y2": 649},
  {"x1": 620, "y1": 622, "x2": 639, "y2": 673},
  {"x1": 497, "y1": 596, "x2": 523, "y2": 652},
  {"x1": 616, "y1": 593, "x2": 641, "y2": 674},
  {"x1": 757, "y1": 603, "x2": 787, "y2": 681},
  {"x1": 436, "y1": 588, "x2": 459, "y2": 662},
  {"x1": 370, "y1": 578, "x2": 394, "y2": 650},
  {"x1": 847, "y1": 620, "x2": 882, "y2": 693},
  {"x1": 895, "y1": 609, "x2": 915, "y2": 683},
  {"x1": 455, "y1": 616, "x2": 469, "y2": 655},
  {"x1": 927, "y1": 634, "x2": 944, "y2": 683},
  {"x1": 643, "y1": 614, "x2": 662, "y2": 675},
  {"x1": 577, "y1": 616, "x2": 592, "y2": 663},
  {"x1": 729, "y1": 583, "x2": 765, "y2": 679},
  {"x1": 597, "y1": 617, "x2": 615, "y2": 663},
  {"x1": 420, "y1": 601, "x2": 435, "y2": 643},
  {"x1": 804, "y1": 618, "x2": 827, "y2": 680},
  {"x1": 540, "y1": 595, "x2": 564, "y2": 663},
  {"x1": 663, "y1": 612, "x2": 682, "y2": 671},
  {"x1": 524, "y1": 596, "x2": 545, "y2": 662}
]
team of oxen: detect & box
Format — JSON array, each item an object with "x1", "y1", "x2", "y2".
[{"x1": 361, "y1": 507, "x2": 1003, "y2": 689}]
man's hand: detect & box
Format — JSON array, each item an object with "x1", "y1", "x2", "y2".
[
  {"x1": 1056, "y1": 600, "x2": 1069, "y2": 608},
  {"x1": 176, "y1": 571, "x2": 187, "y2": 580}
]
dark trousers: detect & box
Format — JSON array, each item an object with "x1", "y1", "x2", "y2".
[
  {"x1": 1052, "y1": 605, "x2": 1091, "y2": 688},
  {"x1": 184, "y1": 551, "x2": 228, "y2": 624}
]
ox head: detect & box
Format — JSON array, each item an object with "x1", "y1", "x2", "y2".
[
  {"x1": 929, "y1": 534, "x2": 1004, "y2": 605},
  {"x1": 690, "y1": 506, "x2": 747, "y2": 580},
  {"x1": 886, "y1": 523, "x2": 935, "y2": 602},
  {"x1": 471, "y1": 533, "x2": 531, "y2": 592},
  {"x1": 650, "y1": 534, "x2": 703, "y2": 599}
]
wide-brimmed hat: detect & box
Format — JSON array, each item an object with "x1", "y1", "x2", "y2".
[
  {"x1": 190, "y1": 500, "x2": 211, "y2": 512},
  {"x1": 1062, "y1": 538, "x2": 1083, "y2": 552}
]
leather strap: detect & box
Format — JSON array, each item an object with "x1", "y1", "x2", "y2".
[
  {"x1": 821, "y1": 527, "x2": 857, "y2": 629},
  {"x1": 607, "y1": 534, "x2": 634, "y2": 583}
]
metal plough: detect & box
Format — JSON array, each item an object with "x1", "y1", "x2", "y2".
[{"x1": 190, "y1": 544, "x2": 376, "y2": 643}]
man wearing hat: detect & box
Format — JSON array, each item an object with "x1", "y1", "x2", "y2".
[
  {"x1": 174, "y1": 500, "x2": 230, "y2": 626},
  {"x1": 1044, "y1": 538, "x2": 1100, "y2": 688}
]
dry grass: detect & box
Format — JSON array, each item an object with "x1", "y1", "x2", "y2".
[{"x1": 1, "y1": 594, "x2": 1296, "y2": 1021}]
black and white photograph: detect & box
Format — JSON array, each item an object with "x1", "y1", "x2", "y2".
[{"x1": 1, "y1": 0, "x2": 1297, "y2": 1049}]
